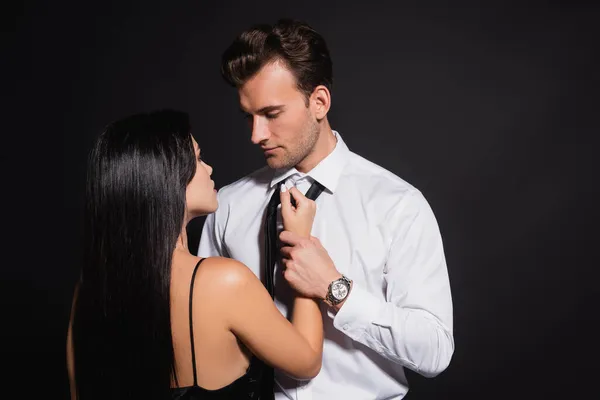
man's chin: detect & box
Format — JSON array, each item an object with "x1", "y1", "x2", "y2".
[{"x1": 265, "y1": 156, "x2": 289, "y2": 170}]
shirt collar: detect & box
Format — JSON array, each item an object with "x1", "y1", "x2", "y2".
[{"x1": 270, "y1": 130, "x2": 349, "y2": 194}]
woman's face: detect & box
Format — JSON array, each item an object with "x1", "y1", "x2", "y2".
[{"x1": 185, "y1": 138, "x2": 218, "y2": 219}]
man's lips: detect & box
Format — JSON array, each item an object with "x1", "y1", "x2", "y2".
[{"x1": 262, "y1": 146, "x2": 279, "y2": 154}]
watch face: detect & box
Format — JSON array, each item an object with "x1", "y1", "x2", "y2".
[{"x1": 331, "y1": 281, "x2": 348, "y2": 300}]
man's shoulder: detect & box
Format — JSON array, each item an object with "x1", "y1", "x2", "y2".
[
  {"x1": 343, "y1": 150, "x2": 435, "y2": 219},
  {"x1": 345, "y1": 150, "x2": 417, "y2": 194},
  {"x1": 216, "y1": 165, "x2": 272, "y2": 203}
]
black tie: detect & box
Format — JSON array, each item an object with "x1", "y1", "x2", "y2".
[{"x1": 260, "y1": 179, "x2": 326, "y2": 399}]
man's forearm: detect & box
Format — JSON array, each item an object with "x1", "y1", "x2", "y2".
[{"x1": 332, "y1": 283, "x2": 454, "y2": 377}]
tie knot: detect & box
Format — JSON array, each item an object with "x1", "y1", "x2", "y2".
[
  {"x1": 267, "y1": 179, "x2": 325, "y2": 215},
  {"x1": 305, "y1": 180, "x2": 326, "y2": 201}
]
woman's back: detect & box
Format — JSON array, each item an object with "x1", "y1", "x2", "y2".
[{"x1": 169, "y1": 251, "x2": 263, "y2": 398}]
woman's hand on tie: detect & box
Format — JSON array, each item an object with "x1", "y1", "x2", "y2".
[{"x1": 280, "y1": 182, "x2": 316, "y2": 238}]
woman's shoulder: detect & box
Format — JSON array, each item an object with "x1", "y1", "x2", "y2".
[{"x1": 193, "y1": 256, "x2": 259, "y2": 293}]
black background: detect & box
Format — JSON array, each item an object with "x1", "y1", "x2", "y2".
[{"x1": 5, "y1": 0, "x2": 598, "y2": 398}]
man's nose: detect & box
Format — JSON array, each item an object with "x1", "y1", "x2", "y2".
[{"x1": 250, "y1": 116, "x2": 270, "y2": 145}]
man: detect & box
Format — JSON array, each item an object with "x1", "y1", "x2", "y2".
[{"x1": 198, "y1": 18, "x2": 454, "y2": 399}]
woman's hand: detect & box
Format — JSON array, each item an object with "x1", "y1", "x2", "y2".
[{"x1": 280, "y1": 182, "x2": 316, "y2": 238}]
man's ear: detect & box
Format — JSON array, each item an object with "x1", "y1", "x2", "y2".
[{"x1": 310, "y1": 85, "x2": 331, "y2": 120}]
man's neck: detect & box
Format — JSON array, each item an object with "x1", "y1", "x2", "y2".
[{"x1": 295, "y1": 121, "x2": 336, "y2": 173}]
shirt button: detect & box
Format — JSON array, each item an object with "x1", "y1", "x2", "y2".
[{"x1": 343, "y1": 324, "x2": 349, "y2": 330}]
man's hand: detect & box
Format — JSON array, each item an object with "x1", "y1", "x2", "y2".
[{"x1": 279, "y1": 230, "x2": 342, "y2": 299}]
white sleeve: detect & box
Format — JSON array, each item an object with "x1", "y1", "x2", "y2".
[{"x1": 332, "y1": 190, "x2": 454, "y2": 377}]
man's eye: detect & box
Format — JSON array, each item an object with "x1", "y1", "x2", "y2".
[{"x1": 265, "y1": 113, "x2": 280, "y2": 120}]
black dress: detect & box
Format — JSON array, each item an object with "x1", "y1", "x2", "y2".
[{"x1": 171, "y1": 258, "x2": 271, "y2": 400}]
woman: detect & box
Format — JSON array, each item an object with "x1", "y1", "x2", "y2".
[{"x1": 66, "y1": 109, "x2": 323, "y2": 399}]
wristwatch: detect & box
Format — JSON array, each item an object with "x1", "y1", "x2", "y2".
[{"x1": 324, "y1": 275, "x2": 352, "y2": 306}]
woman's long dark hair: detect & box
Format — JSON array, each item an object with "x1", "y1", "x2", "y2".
[{"x1": 72, "y1": 110, "x2": 197, "y2": 399}]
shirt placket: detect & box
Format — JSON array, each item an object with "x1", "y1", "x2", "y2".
[{"x1": 277, "y1": 175, "x2": 316, "y2": 400}]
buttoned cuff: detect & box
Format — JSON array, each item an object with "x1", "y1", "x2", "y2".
[{"x1": 330, "y1": 283, "x2": 381, "y2": 338}]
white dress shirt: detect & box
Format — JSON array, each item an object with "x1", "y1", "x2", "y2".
[{"x1": 198, "y1": 131, "x2": 454, "y2": 400}]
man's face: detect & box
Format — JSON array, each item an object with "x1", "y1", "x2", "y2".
[{"x1": 238, "y1": 61, "x2": 320, "y2": 170}]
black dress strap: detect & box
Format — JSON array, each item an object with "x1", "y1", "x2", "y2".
[{"x1": 188, "y1": 258, "x2": 206, "y2": 387}]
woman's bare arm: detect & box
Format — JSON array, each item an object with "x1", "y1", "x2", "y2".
[{"x1": 196, "y1": 258, "x2": 322, "y2": 379}]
